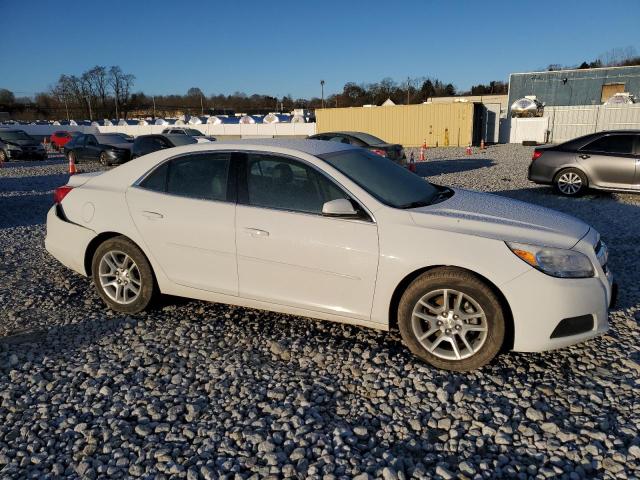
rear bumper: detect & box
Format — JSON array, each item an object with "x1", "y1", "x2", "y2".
[{"x1": 45, "y1": 206, "x2": 96, "y2": 276}]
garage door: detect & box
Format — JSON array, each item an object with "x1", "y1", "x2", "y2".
[{"x1": 601, "y1": 83, "x2": 625, "y2": 103}]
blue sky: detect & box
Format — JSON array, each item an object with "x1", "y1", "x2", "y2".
[{"x1": 1, "y1": 0, "x2": 639, "y2": 99}]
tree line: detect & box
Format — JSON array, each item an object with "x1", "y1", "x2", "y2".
[{"x1": 0, "y1": 67, "x2": 509, "y2": 121}]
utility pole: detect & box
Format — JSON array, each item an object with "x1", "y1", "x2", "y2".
[
  {"x1": 320, "y1": 80, "x2": 325, "y2": 108},
  {"x1": 152, "y1": 96, "x2": 156, "y2": 119},
  {"x1": 407, "y1": 77, "x2": 410, "y2": 105},
  {"x1": 200, "y1": 95, "x2": 204, "y2": 116}
]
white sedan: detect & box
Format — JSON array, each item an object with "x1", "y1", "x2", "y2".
[{"x1": 46, "y1": 140, "x2": 615, "y2": 370}]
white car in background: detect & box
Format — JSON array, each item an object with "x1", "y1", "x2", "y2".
[
  {"x1": 161, "y1": 127, "x2": 215, "y2": 143},
  {"x1": 45, "y1": 140, "x2": 615, "y2": 371}
]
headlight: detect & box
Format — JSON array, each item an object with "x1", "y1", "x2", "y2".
[{"x1": 506, "y1": 242, "x2": 594, "y2": 278}]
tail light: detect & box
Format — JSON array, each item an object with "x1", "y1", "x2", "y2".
[
  {"x1": 370, "y1": 148, "x2": 387, "y2": 157},
  {"x1": 531, "y1": 150, "x2": 543, "y2": 161},
  {"x1": 53, "y1": 185, "x2": 73, "y2": 204}
]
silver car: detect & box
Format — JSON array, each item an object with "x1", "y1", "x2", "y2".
[{"x1": 528, "y1": 130, "x2": 640, "y2": 196}]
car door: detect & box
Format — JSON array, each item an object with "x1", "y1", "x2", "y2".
[
  {"x1": 71, "y1": 135, "x2": 86, "y2": 159},
  {"x1": 84, "y1": 135, "x2": 101, "y2": 161},
  {"x1": 235, "y1": 152, "x2": 379, "y2": 321},
  {"x1": 126, "y1": 151, "x2": 239, "y2": 295},
  {"x1": 577, "y1": 133, "x2": 638, "y2": 188}
]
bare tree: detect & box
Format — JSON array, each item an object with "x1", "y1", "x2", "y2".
[{"x1": 109, "y1": 66, "x2": 135, "y2": 119}]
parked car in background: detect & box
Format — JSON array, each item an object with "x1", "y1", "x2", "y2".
[
  {"x1": 50, "y1": 130, "x2": 82, "y2": 150},
  {"x1": 0, "y1": 129, "x2": 47, "y2": 160},
  {"x1": 64, "y1": 133, "x2": 133, "y2": 166},
  {"x1": 131, "y1": 134, "x2": 198, "y2": 159},
  {"x1": 161, "y1": 127, "x2": 215, "y2": 143},
  {"x1": 46, "y1": 140, "x2": 614, "y2": 371},
  {"x1": 528, "y1": 130, "x2": 640, "y2": 196},
  {"x1": 308, "y1": 131, "x2": 406, "y2": 165}
]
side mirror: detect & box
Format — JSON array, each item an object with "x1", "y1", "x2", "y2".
[{"x1": 322, "y1": 198, "x2": 358, "y2": 217}]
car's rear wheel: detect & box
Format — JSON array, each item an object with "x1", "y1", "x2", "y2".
[
  {"x1": 398, "y1": 267, "x2": 505, "y2": 371},
  {"x1": 92, "y1": 236, "x2": 156, "y2": 313},
  {"x1": 99, "y1": 151, "x2": 110, "y2": 166},
  {"x1": 554, "y1": 168, "x2": 587, "y2": 196}
]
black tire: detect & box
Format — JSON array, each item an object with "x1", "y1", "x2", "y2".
[
  {"x1": 91, "y1": 236, "x2": 156, "y2": 314},
  {"x1": 99, "y1": 151, "x2": 110, "y2": 166},
  {"x1": 554, "y1": 168, "x2": 587, "y2": 196},
  {"x1": 398, "y1": 267, "x2": 505, "y2": 371}
]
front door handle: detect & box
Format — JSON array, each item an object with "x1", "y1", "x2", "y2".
[
  {"x1": 244, "y1": 227, "x2": 269, "y2": 238},
  {"x1": 141, "y1": 211, "x2": 164, "y2": 220},
  {"x1": 579, "y1": 154, "x2": 590, "y2": 159}
]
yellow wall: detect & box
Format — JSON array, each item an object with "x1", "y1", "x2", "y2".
[{"x1": 316, "y1": 103, "x2": 474, "y2": 147}]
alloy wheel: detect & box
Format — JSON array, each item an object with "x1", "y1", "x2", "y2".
[
  {"x1": 557, "y1": 172, "x2": 582, "y2": 195},
  {"x1": 98, "y1": 250, "x2": 142, "y2": 304},
  {"x1": 411, "y1": 289, "x2": 488, "y2": 361}
]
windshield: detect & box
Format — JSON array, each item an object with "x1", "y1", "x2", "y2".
[
  {"x1": 0, "y1": 130, "x2": 33, "y2": 142},
  {"x1": 185, "y1": 129, "x2": 204, "y2": 136},
  {"x1": 320, "y1": 149, "x2": 439, "y2": 208},
  {"x1": 351, "y1": 132, "x2": 385, "y2": 145},
  {"x1": 96, "y1": 134, "x2": 132, "y2": 144}
]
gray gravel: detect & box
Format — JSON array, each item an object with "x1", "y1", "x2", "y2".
[{"x1": 1, "y1": 147, "x2": 639, "y2": 479}]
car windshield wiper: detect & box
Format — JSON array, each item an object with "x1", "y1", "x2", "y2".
[
  {"x1": 398, "y1": 199, "x2": 432, "y2": 209},
  {"x1": 398, "y1": 187, "x2": 454, "y2": 209}
]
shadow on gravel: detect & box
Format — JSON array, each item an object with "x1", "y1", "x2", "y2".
[
  {"x1": 493, "y1": 186, "x2": 640, "y2": 310},
  {"x1": 0, "y1": 192, "x2": 55, "y2": 228},
  {"x1": 0, "y1": 158, "x2": 65, "y2": 169},
  {"x1": 0, "y1": 173, "x2": 71, "y2": 228},
  {"x1": 414, "y1": 158, "x2": 494, "y2": 177},
  {"x1": 0, "y1": 173, "x2": 69, "y2": 193}
]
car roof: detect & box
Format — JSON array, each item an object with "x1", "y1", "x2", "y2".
[{"x1": 224, "y1": 138, "x2": 357, "y2": 156}]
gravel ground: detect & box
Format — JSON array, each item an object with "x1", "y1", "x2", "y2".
[{"x1": 0, "y1": 146, "x2": 639, "y2": 479}]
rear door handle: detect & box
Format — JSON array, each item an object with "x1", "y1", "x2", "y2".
[
  {"x1": 579, "y1": 154, "x2": 590, "y2": 159},
  {"x1": 244, "y1": 227, "x2": 269, "y2": 238},
  {"x1": 141, "y1": 211, "x2": 164, "y2": 220}
]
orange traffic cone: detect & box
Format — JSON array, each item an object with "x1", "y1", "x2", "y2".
[
  {"x1": 68, "y1": 154, "x2": 77, "y2": 175},
  {"x1": 480, "y1": 139, "x2": 486, "y2": 150}
]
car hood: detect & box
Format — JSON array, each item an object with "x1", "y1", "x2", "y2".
[
  {"x1": 409, "y1": 188, "x2": 590, "y2": 249},
  {"x1": 4, "y1": 139, "x2": 40, "y2": 147},
  {"x1": 105, "y1": 143, "x2": 132, "y2": 151}
]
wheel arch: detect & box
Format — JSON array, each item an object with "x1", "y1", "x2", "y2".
[
  {"x1": 553, "y1": 165, "x2": 589, "y2": 186},
  {"x1": 84, "y1": 232, "x2": 152, "y2": 278},
  {"x1": 388, "y1": 265, "x2": 515, "y2": 351}
]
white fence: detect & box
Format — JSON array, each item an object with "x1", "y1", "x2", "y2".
[
  {"x1": 544, "y1": 104, "x2": 640, "y2": 143},
  {"x1": 2, "y1": 122, "x2": 317, "y2": 139}
]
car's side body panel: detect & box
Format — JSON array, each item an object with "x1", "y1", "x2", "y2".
[{"x1": 235, "y1": 204, "x2": 379, "y2": 320}]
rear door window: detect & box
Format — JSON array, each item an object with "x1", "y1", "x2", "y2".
[
  {"x1": 166, "y1": 153, "x2": 231, "y2": 201},
  {"x1": 581, "y1": 135, "x2": 635, "y2": 155}
]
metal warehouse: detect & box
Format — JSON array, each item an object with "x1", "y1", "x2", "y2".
[{"x1": 508, "y1": 65, "x2": 640, "y2": 109}]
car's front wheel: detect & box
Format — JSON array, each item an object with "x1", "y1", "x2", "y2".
[
  {"x1": 554, "y1": 168, "x2": 587, "y2": 196},
  {"x1": 99, "y1": 151, "x2": 110, "y2": 166},
  {"x1": 398, "y1": 267, "x2": 505, "y2": 371},
  {"x1": 91, "y1": 236, "x2": 156, "y2": 314}
]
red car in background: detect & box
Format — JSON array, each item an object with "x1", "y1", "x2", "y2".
[{"x1": 50, "y1": 130, "x2": 81, "y2": 150}]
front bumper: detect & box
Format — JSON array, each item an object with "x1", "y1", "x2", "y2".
[
  {"x1": 502, "y1": 265, "x2": 612, "y2": 352},
  {"x1": 6, "y1": 147, "x2": 47, "y2": 160},
  {"x1": 45, "y1": 206, "x2": 96, "y2": 276}
]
